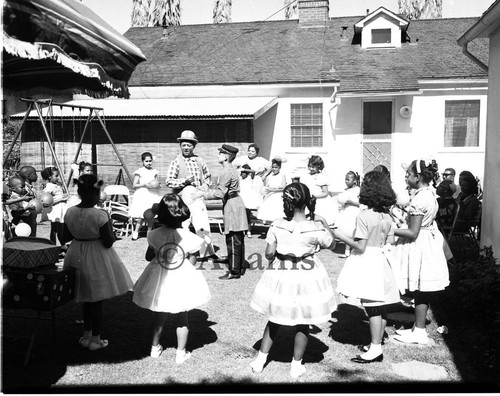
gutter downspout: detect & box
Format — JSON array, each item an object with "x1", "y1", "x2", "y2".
[
  {"x1": 457, "y1": 3, "x2": 500, "y2": 73},
  {"x1": 460, "y1": 42, "x2": 488, "y2": 73}
]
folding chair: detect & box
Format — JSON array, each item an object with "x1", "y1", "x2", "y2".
[
  {"x1": 103, "y1": 185, "x2": 133, "y2": 237},
  {"x1": 442, "y1": 201, "x2": 482, "y2": 261}
]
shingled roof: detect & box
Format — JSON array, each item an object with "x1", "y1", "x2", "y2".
[{"x1": 124, "y1": 15, "x2": 488, "y2": 94}]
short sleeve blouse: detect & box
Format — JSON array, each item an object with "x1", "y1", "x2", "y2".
[
  {"x1": 265, "y1": 218, "x2": 333, "y2": 256},
  {"x1": 353, "y1": 209, "x2": 394, "y2": 248},
  {"x1": 134, "y1": 167, "x2": 159, "y2": 184},
  {"x1": 407, "y1": 187, "x2": 439, "y2": 227}
]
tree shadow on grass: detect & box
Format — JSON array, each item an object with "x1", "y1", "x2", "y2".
[
  {"x1": 2, "y1": 291, "x2": 217, "y2": 392},
  {"x1": 251, "y1": 325, "x2": 329, "y2": 365}
]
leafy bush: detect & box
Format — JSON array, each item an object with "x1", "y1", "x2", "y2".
[
  {"x1": 2, "y1": 120, "x2": 23, "y2": 179},
  {"x1": 447, "y1": 246, "x2": 500, "y2": 330}
]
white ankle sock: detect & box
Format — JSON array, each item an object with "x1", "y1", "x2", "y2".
[
  {"x1": 413, "y1": 326, "x2": 427, "y2": 335},
  {"x1": 291, "y1": 358, "x2": 302, "y2": 367},
  {"x1": 361, "y1": 343, "x2": 382, "y2": 359},
  {"x1": 255, "y1": 351, "x2": 268, "y2": 364}
]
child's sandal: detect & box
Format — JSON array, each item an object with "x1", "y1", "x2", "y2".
[{"x1": 88, "y1": 339, "x2": 109, "y2": 351}]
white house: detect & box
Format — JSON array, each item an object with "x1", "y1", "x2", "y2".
[
  {"x1": 458, "y1": 0, "x2": 500, "y2": 258},
  {"x1": 17, "y1": 1, "x2": 488, "y2": 196}
]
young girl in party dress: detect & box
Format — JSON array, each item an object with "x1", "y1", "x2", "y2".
[
  {"x1": 239, "y1": 164, "x2": 264, "y2": 237},
  {"x1": 257, "y1": 158, "x2": 287, "y2": 223},
  {"x1": 301, "y1": 155, "x2": 337, "y2": 226},
  {"x1": 41, "y1": 166, "x2": 68, "y2": 246},
  {"x1": 336, "y1": 170, "x2": 361, "y2": 257},
  {"x1": 129, "y1": 152, "x2": 162, "y2": 240},
  {"x1": 66, "y1": 161, "x2": 93, "y2": 208},
  {"x1": 391, "y1": 159, "x2": 449, "y2": 345},
  {"x1": 133, "y1": 194, "x2": 211, "y2": 363},
  {"x1": 335, "y1": 171, "x2": 400, "y2": 363},
  {"x1": 250, "y1": 182, "x2": 337, "y2": 379},
  {"x1": 63, "y1": 174, "x2": 133, "y2": 351}
]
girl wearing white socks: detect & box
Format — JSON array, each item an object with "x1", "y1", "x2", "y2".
[{"x1": 250, "y1": 182, "x2": 337, "y2": 378}]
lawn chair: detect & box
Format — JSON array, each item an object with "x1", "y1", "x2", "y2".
[
  {"x1": 442, "y1": 201, "x2": 482, "y2": 261},
  {"x1": 103, "y1": 185, "x2": 133, "y2": 238}
]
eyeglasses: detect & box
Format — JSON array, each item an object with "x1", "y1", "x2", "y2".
[{"x1": 442, "y1": 173, "x2": 453, "y2": 177}]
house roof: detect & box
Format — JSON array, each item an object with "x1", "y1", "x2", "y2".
[
  {"x1": 124, "y1": 15, "x2": 488, "y2": 94},
  {"x1": 10, "y1": 96, "x2": 278, "y2": 120}
]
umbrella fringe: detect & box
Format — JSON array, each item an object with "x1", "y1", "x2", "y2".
[
  {"x1": 3, "y1": 33, "x2": 130, "y2": 99},
  {"x1": 4, "y1": 86, "x2": 118, "y2": 100}
]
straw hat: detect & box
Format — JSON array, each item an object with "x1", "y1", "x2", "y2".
[{"x1": 177, "y1": 130, "x2": 199, "y2": 144}]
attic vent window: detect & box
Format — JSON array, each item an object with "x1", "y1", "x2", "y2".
[{"x1": 372, "y1": 29, "x2": 391, "y2": 44}]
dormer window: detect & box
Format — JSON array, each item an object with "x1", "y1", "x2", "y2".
[
  {"x1": 354, "y1": 7, "x2": 409, "y2": 49},
  {"x1": 372, "y1": 29, "x2": 391, "y2": 44}
]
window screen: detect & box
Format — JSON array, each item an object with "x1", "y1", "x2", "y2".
[
  {"x1": 444, "y1": 100, "x2": 480, "y2": 147},
  {"x1": 363, "y1": 101, "x2": 392, "y2": 135},
  {"x1": 372, "y1": 29, "x2": 391, "y2": 44},
  {"x1": 291, "y1": 104, "x2": 323, "y2": 147}
]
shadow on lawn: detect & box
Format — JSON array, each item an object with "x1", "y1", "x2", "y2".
[
  {"x1": 2, "y1": 291, "x2": 217, "y2": 392},
  {"x1": 328, "y1": 303, "x2": 370, "y2": 346},
  {"x1": 251, "y1": 326, "x2": 329, "y2": 365}
]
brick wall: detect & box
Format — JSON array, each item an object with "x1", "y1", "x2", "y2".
[
  {"x1": 298, "y1": 0, "x2": 329, "y2": 27},
  {"x1": 19, "y1": 119, "x2": 254, "y2": 192}
]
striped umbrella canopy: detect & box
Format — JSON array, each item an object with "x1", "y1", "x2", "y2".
[{"x1": 2, "y1": 0, "x2": 146, "y2": 99}]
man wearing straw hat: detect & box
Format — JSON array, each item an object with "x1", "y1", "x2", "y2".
[{"x1": 166, "y1": 130, "x2": 216, "y2": 259}]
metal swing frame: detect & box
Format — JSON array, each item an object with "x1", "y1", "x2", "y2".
[{"x1": 3, "y1": 98, "x2": 134, "y2": 192}]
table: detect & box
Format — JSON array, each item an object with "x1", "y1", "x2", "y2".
[{"x1": 2, "y1": 265, "x2": 76, "y2": 365}]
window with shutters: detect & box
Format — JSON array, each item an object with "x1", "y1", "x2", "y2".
[
  {"x1": 290, "y1": 104, "x2": 323, "y2": 147},
  {"x1": 444, "y1": 100, "x2": 480, "y2": 147}
]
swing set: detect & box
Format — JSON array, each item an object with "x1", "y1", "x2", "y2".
[{"x1": 3, "y1": 98, "x2": 133, "y2": 191}]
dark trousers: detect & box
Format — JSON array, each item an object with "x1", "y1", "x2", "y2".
[{"x1": 226, "y1": 231, "x2": 245, "y2": 275}]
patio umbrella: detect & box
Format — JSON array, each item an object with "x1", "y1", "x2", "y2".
[{"x1": 2, "y1": 0, "x2": 146, "y2": 99}]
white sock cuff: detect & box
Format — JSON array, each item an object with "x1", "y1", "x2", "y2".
[{"x1": 413, "y1": 326, "x2": 427, "y2": 335}]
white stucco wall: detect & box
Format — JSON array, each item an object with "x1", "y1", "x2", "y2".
[
  {"x1": 268, "y1": 89, "x2": 487, "y2": 194},
  {"x1": 410, "y1": 91, "x2": 487, "y2": 178},
  {"x1": 481, "y1": 30, "x2": 500, "y2": 257}
]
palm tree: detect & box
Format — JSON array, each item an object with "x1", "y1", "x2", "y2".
[
  {"x1": 155, "y1": 0, "x2": 181, "y2": 26},
  {"x1": 131, "y1": 0, "x2": 181, "y2": 27},
  {"x1": 213, "y1": 0, "x2": 232, "y2": 23},
  {"x1": 131, "y1": 0, "x2": 150, "y2": 27},
  {"x1": 398, "y1": 0, "x2": 442, "y2": 19},
  {"x1": 284, "y1": 0, "x2": 298, "y2": 20}
]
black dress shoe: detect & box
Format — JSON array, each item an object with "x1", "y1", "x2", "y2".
[
  {"x1": 350, "y1": 354, "x2": 383, "y2": 364},
  {"x1": 219, "y1": 273, "x2": 240, "y2": 280},
  {"x1": 219, "y1": 272, "x2": 230, "y2": 279},
  {"x1": 213, "y1": 255, "x2": 229, "y2": 263}
]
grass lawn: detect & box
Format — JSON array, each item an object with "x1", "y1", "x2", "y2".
[{"x1": 2, "y1": 221, "x2": 499, "y2": 392}]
